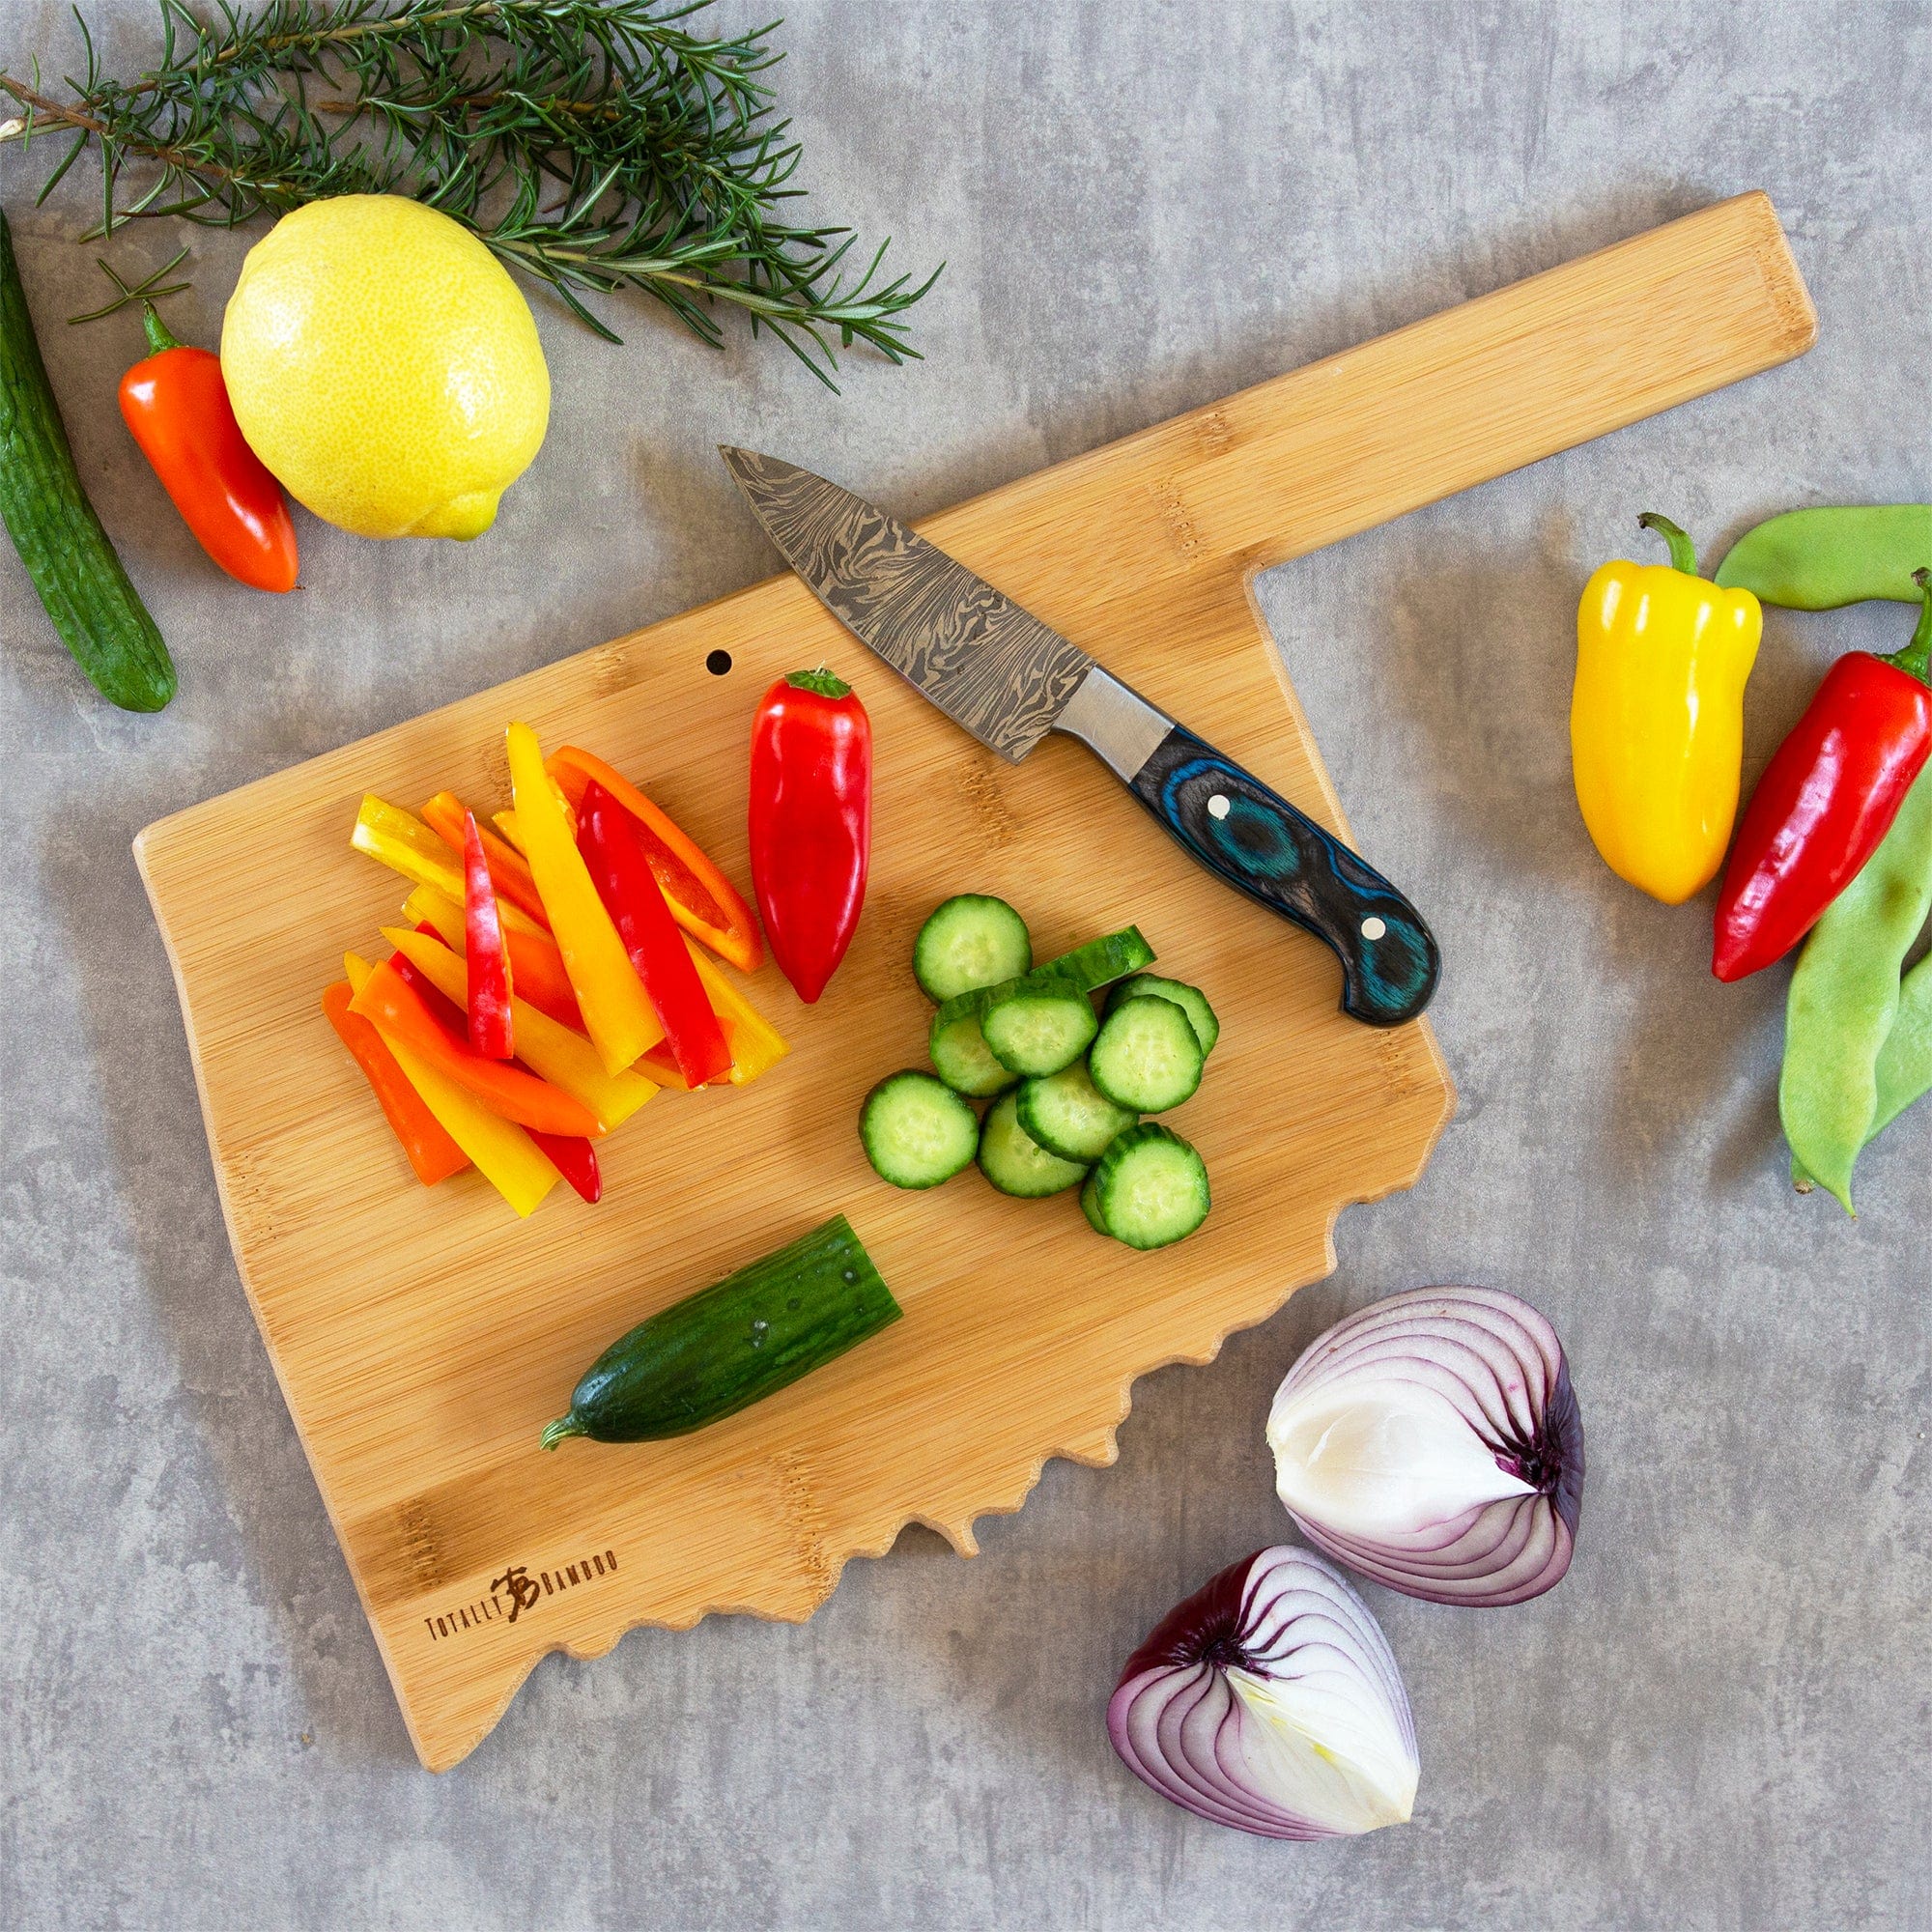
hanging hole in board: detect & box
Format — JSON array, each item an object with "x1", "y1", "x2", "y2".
[{"x1": 705, "y1": 649, "x2": 733, "y2": 676}]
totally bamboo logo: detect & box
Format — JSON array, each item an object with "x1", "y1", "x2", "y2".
[{"x1": 422, "y1": 1548, "x2": 620, "y2": 1643}]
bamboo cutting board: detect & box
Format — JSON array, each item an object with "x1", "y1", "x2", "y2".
[{"x1": 136, "y1": 193, "x2": 1813, "y2": 1771}]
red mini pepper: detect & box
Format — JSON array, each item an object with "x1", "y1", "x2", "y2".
[
  {"x1": 577, "y1": 779, "x2": 734, "y2": 1088},
  {"x1": 749, "y1": 668, "x2": 871, "y2": 1004},
  {"x1": 118, "y1": 303, "x2": 298, "y2": 592},
  {"x1": 463, "y1": 810, "x2": 515, "y2": 1059},
  {"x1": 1714, "y1": 573, "x2": 1932, "y2": 981}
]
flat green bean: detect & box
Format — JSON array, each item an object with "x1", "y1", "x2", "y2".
[
  {"x1": 1714, "y1": 505, "x2": 1932, "y2": 610},
  {"x1": 1781, "y1": 763, "x2": 1932, "y2": 1210}
]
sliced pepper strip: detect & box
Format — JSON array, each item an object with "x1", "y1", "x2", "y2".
[
  {"x1": 640, "y1": 941, "x2": 788, "y2": 1088},
  {"x1": 549, "y1": 745, "x2": 763, "y2": 972},
  {"x1": 421, "y1": 790, "x2": 553, "y2": 932},
  {"x1": 352, "y1": 795, "x2": 544, "y2": 938},
  {"x1": 462, "y1": 810, "x2": 515, "y2": 1059},
  {"x1": 322, "y1": 980, "x2": 469, "y2": 1184},
  {"x1": 350, "y1": 956, "x2": 601, "y2": 1138},
  {"x1": 384, "y1": 925, "x2": 657, "y2": 1130},
  {"x1": 526, "y1": 1129, "x2": 602, "y2": 1204},
  {"x1": 403, "y1": 884, "x2": 584, "y2": 1033},
  {"x1": 346, "y1": 952, "x2": 557, "y2": 1217},
  {"x1": 507, "y1": 721, "x2": 661, "y2": 1076},
  {"x1": 578, "y1": 778, "x2": 733, "y2": 1089}
]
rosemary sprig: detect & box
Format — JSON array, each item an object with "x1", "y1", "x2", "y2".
[{"x1": 0, "y1": 0, "x2": 939, "y2": 386}]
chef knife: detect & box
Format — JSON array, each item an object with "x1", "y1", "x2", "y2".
[{"x1": 720, "y1": 447, "x2": 1438, "y2": 1027}]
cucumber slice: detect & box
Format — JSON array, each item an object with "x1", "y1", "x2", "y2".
[
  {"x1": 1017, "y1": 1060, "x2": 1138, "y2": 1162},
  {"x1": 913, "y1": 895, "x2": 1033, "y2": 1002},
  {"x1": 860, "y1": 1070, "x2": 980, "y2": 1187},
  {"x1": 1105, "y1": 974, "x2": 1220, "y2": 1057},
  {"x1": 1088, "y1": 996, "x2": 1204, "y2": 1111},
  {"x1": 929, "y1": 1001, "x2": 1017, "y2": 1097},
  {"x1": 982, "y1": 985, "x2": 1098, "y2": 1077},
  {"x1": 977, "y1": 1091, "x2": 1089, "y2": 1198},
  {"x1": 1090, "y1": 1123, "x2": 1210, "y2": 1249}
]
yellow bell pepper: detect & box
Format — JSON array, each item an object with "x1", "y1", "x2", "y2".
[
  {"x1": 345, "y1": 952, "x2": 559, "y2": 1217},
  {"x1": 1571, "y1": 514, "x2": 1762, "y2": 905},
  {"x1": 382, "y1": 925, "x2": 659, "y2": 1130},
  {"x1": 505, "y1": 721, "x2": 660, "y2": 1075},
  {"x1": 688, "y1": 943, "x2": 789, "y2": 1086}
]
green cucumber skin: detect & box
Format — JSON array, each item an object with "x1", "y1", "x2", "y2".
[
  {"x1": 545, "y1": 1215, "x2": 900, "y2": 1444},
  {"x1": 0, "y1": 209, "x2": 175, "y2": 712},
  {"x1": 932, "y1": 926, "x2": 1155, "y2": 1033}
]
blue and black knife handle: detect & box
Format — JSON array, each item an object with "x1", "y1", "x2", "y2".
[{"x1": 1126, "y1": 724, "x2": 1438, "y2": 1025}]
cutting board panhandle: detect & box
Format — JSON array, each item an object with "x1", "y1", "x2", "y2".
[{"x1": 135, "y1": 192, "x2": 1811, "y2": 1770}]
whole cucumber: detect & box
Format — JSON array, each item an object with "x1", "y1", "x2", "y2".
[
  {"x1": 542, "y1": 1214, "x2": 901, "y2": 1446},
  {"x1": 0, "y1": 208, "x2": 175, "y2": 710}
]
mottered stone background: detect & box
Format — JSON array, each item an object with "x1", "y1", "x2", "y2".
[{"x1": 2, "y1": 3, "x2": 1926, "y2": 1927}]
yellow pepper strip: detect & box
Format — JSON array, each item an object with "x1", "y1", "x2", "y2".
[
  {"x1": 383, "y1": 925, "x2": 658, "y2": 1131},
  {"x1": 688, "y1": 941, "x2": 788, "y2": 1086},
  {"x1": 344, "y1": 952, "x2": 558, "y2": 1217},
  {"x1": 352, "y1": 795, "x2": 546, "y2": 938},
  {"x1": 505, "y1": 721, "x2": 660, "y2": 1075},
  {"x1": 1571, "y1": 514, "x2": 1762, "y2": 905}
]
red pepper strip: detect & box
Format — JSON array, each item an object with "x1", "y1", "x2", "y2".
[
  {"x1": 1714, "y1": 575, "x2": 1932, "y2": 980},
  {"x1": 405, "y1": 885, "x2": 585, "y2": 1033},
  {"x1": 526, "y1": 1130, "x2": 603, "y2": 1204},
  {"x1": 118, "y1": 303, "x2": 298, "y2": 592},
  {"x1": 463, "y1": 810, "x2": 515, "y2": 1059},
  {"x1": 749, "y1": 668, "x2": 872, "y2": 1004},
  {"x1": 577, "y1": 779, "x2": 734, "y2": 1088},
  {"x1": 549, "y1": 747, "x2": 763, "y2": 972},
  {"x1": 420, "y1": 791, "x2": 553, "y2": 932},
  {"x1": 321, "y1": 980, "x2": 469, "y2": 1183},
  {"x1": 639, "y1": 1014, "x2": 743, "y2": 1089},
  {"x1": 349, "y1": 958, "x2": 601, "y2": 1138}
]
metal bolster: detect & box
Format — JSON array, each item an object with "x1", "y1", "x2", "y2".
[{"x1": 1052, "y1": 666, "x2": 1175, "y2": 781}]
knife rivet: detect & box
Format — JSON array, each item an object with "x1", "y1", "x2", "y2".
[
  {"x1": 1361, "y1": 917, "x2": 1387, "y2": 941},
  {"x1": 1207, "y1": 793, "x2": 1231, "y2": 819}
]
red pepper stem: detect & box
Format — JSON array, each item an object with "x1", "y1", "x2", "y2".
[
  {"x1": 784, "y1": 667, "x2": 851, "y2": 699},
  {"x1": 138, "y1": 299, "x2": 183, "y2": 357},
  {"x1": 1636, "y1": 512, "x2": 1698, "y2": 578},
  {"x1": 1885, "y1": 570, "x2": 1932, "y2": 687}
]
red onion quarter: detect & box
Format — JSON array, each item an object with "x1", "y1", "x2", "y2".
[
  {"x1": 1107, "y1": 1547, "x2": 1419, "y2": 1840},
  {"x1": 1267, "y1": 1286, "x2": 1584, "y2": 1606}
]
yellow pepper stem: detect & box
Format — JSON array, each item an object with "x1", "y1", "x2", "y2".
[{"x1": 1636, "y1": 511, "x2": 1698, "y2": 577}]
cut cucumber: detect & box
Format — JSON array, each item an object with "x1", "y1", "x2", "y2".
[
  {"x1": 1079, "y1": 1170, "x2": 1108, "y2": 1236},
  {"x1": 1089, "y1": 1123, "x2": 1210, "y2": 1249},
  {"x1": 1106, "y1": 974, "x2": 1220, "y2": 1057},
  {"x1": 860, "y1": 1070, "x2": 980, "y2": 1187},
  {"x1": 950, "y1": 926, "x2": 1155, "y2": 1024},
  {"x1": 1088, "y1": 996, "x2": 1204, "y2": 1112},
  {"x1": 982, "y1": 985, "x2": 1098, "y2": 1077},
  {"x1": 1017, "y1": 1060, "x2": 1138, "y2": 1162},
  {"x1": 913, "y1": 895, "x2": 1032, "y2": 1002},
  {"x1": 929, "y1": 1001, "x2": 1018, "y2": 1097},
  {"x1": 977, "y1": 1091, "x2": 1089, "y2": 1198}
]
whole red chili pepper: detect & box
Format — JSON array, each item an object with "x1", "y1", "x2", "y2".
[
  {"x1": 749, "y1": 668, "x2": 871, "y2": 1004},
  {"x1": 118, "y1": 302, "x2": 298, "y2": 592},
  {"x1": 1714, "y1": 572, "x2": 1932, "y2": 981}
]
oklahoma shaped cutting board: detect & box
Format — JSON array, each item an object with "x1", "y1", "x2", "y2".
[{"x1": 135, "y1": 194, "x2": 1813, "y2": 1769}]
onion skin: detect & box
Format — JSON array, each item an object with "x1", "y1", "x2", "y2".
[
  {"x1": 1107, "y1": 1547, "x2": 1419, "y2": 1841},
  {"x1": 1268, "y1": 1286, "x2": 1584, "y2": 1607}
]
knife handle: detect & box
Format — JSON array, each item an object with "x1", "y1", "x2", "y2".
[{"x1": 1126, "y1": 725, "x2": 1439, "y2": 1027}]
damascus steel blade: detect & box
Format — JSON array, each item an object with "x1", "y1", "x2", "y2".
[{"x1": 721, "y1": 446, "x2": 1094, "y2": 762}]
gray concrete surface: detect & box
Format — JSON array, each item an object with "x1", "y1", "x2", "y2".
[{"x1": 3, "y1": 1, "x2": 1928, "y2": 1926}]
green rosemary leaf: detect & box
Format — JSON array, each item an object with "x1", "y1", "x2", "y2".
[{"x1": 0, "y1": 0, "x2": 936, "y2": 384}]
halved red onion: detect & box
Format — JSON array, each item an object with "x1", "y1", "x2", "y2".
[
  {"x1": 1106, "y1": 1547, "x2": 1419, "y2": 1840},
  {"x1": 1267, "y1": 1285, "x2": 1583, "y2": 1606}
]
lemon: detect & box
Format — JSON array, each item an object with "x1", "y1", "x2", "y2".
[{"x1": 221, "y1": 196, "x2": 550, "y2": 540}]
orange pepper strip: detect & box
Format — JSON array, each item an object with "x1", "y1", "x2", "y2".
[
  {"x1": 403, "y1": 885, "x2": 586, "y2": 1033},
  {"x1": 384, "y1": 926, "x2": 657, "y2": 1130},
  {"x1": 349, "y1": 956, "x2": 601, "y2": 1138},
  {"x1": 420, "y1": 790, "x2": 554, "y2": 933},
  {"x1": 549, "y1": 746, "x2": 763, "y2": 972},
  {"x1": 352, "y1": 795, "x2": 545, "y2": 939},
  {"x1": 322, "y1": 980, "x2": 469, "y2": 1184},
  {"x1": 346, "y1": 953, "x2": 557, "y2": 1217},
  {"x1": 507, "y1": 722, "x2": 662, "y2": 1076}
]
